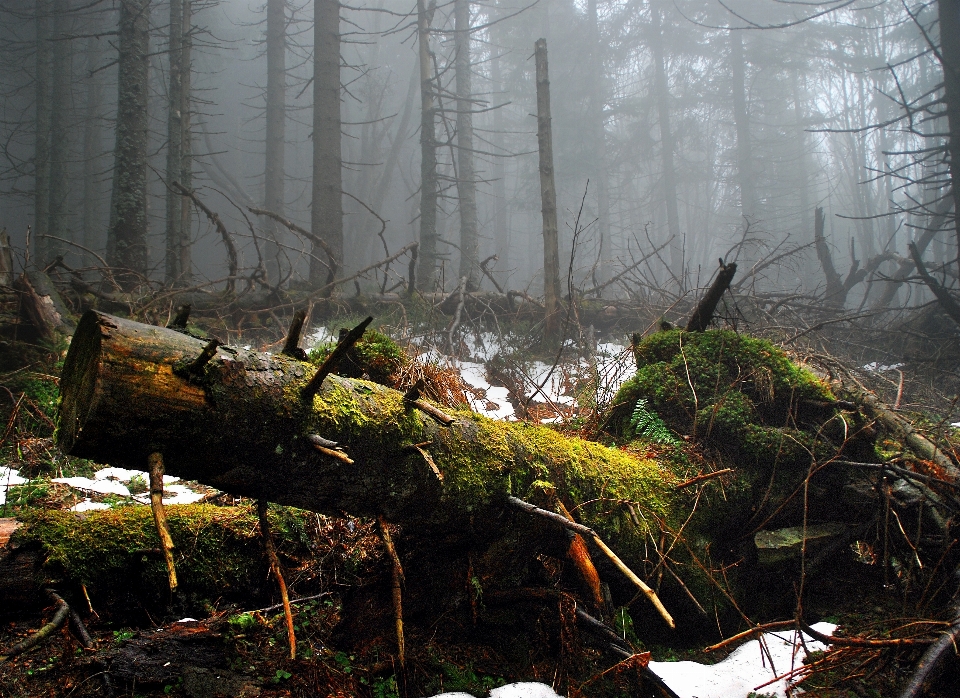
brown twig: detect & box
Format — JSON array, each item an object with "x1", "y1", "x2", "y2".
[
  {"x1": 148, "y1": 452, "x2": 178, "y2": 594},
  {"x1": 378, "y1": 516, "x2": 406, "y2": 667},
  {"x1": 257, "y1": 500, "x2": 296, "y2": 660},
  {"x1": 675, "y1": 468, "x2": 735, "y2": 490}
]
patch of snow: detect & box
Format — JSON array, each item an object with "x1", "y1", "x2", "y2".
[
  {"x1": 53, "y1": 475, "x2": 132, "y2": 497},
  {"x1": 132, "y1": 484, "x2": 206, "y2": 505},
  {"x1": 0, "y1": 466, "x2": 29, "y2": 505},
  {"x1": 456, "y1": 360, "x2": 516, "y2": 420},
  {"x1": 175, "y1": 617, "x2": 199, "y2": 623},
  {"x1": 71, "y1": 499, "x2": 111, "y2": 512},
  {"x1": 94, "y1": 467, "x2": 178, "y2": 484},
  {"x1": 647, "y1": 621, "x2": 836, "y2": 698},
  {"x1": 426, "y1": 684, "x2": 564, "y2": 698},
  {"x1": 862, "y1": 362, "x2": 903, "y2": 373}
]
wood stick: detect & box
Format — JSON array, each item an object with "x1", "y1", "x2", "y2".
[
  {"x1": 0, "y1": 594, "x2": 70, "y2": 662},
  {"x1": 184, "y1": 338, "x2": 220, "y2": 376},
  {"x1": 378, "y1": 516, "x2": 405, "y2": 666},
  {"x1": 313, "y1": 444, "x2": 354, "y2": 465},
  {"x1": 591, "y1": 535, "x2": 675, "y2": 629},
  {"x1": 167, "y1": 303, "x2": 191, "y2": 330},
  {"x1": 301, "y1": 316, "x2": 373, "y2": 401},
  {"x1": 798, "y1": 619, "x2": 932, "y2": 649},
  {"x1": 410, "y1": 399, "x2": 455, "y2": 426},
  {"x1": 257, "y1": 500, "x2": 296, "y2": 660},
  {"x1": 704, "y1": 620, "x2": 797, "y2": 652},
  {"x1": 506, "y1": 496, "x2": 598, "y2": 538},
  {"x1": 148, "y1": 452, "x2": 178, "y2": 594},
  {"x1": 307, "y1": 433, "x2": 339, "y2": 449},
  {"x1": 675, "y1": 468, "x2": 734, "y2": 490},
  {"x1": 282, "y1": 310, "x2": 307, "y2": 358}
]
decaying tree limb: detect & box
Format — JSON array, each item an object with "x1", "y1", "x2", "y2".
[
  {"x1": 258, "y1": 500, "x2": 296, "y2": 660},
  {"x1": 685, "y1": 261, "x2": 737, "y2": 332},
  {"x1": 173, "y1": 182, "x2": 238, "y2": 294},
  {"x1": 0, "y1": 593, "x2": 70, "y2": 662},
  {"x1": 148, "y1": 452, "x2": 178, "y2": 594},
  {"x1": 281, "y1": 309, "x2": 307, "y2": 359}
]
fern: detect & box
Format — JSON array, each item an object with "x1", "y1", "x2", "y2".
[{"x1": 630, "y1": 398, "x2": 680, "y2": 445}]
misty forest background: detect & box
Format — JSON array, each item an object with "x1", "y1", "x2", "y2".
[{"x1": 0, "y1": 0, "x2": 958, "y2": 354}]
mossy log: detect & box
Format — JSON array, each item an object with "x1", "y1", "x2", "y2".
[{"x1": 58, "y1": 311, "x2": 676, "y2": 533}]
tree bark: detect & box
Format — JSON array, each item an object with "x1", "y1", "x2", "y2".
[
  {"x1": 587, "y1": 0, "x2": 611, "y2": 287},
  {"x1": 454, "y1": 0, "x2": 480, "y2": 291},
  {"x1": 264, "y1": 0, "x2": 286, "y2": 285},
  {"x1": 179, "y1": 0, "x2": 192, "y2": 282},
  {"x1": 107, "y1": 0, "x2": 151, "y2": 288},
  {"x1": 310, "y1": 0, "x2": 343, "y2": 284},
  {"x1": 416, "y1": 0, "x2": 439, "y2": 290},
  {"x1": 535, "y1": 39, "x2": 561, "y2": 340}
]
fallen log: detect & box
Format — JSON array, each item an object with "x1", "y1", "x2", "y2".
[{"x1": 58, "y1": 309, "x2": 677, "y2": 551}]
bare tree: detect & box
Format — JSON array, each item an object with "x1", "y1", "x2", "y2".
[{"x1": 454, "y1": 0, "x2": 479, "y2": 291}]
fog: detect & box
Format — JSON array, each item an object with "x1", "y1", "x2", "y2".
[{"x1": 0, "y1": 0, "x2": 950, "y2": 312}]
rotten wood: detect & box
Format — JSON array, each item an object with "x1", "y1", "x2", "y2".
[
  {"x1": 378, "y1": 516, "x2": 405, "y2": 666},
  {"x1": 281, "y1": 309, "x2": 308, "y2": 359}
]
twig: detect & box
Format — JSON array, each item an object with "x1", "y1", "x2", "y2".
[
  {"x1": 675, "y1": 468, "x2": 735, "y2": 490},
  {"x1": 378, "y1": 516, "x2": 405, "y2": 666},
  {"x1": 258, "y1": 500, "x2": 296, "y2": 660},
  {"x1": 281, "y1": 310, "x2": 307, "y2": 359},
  {"x1": 148, "y1": 452, "x2": 178, "y2": 594},
  {"x1": 173, "y1": 182, "x2": 238, "y2": 294},
  {"x1": 506, "y1": 496, "x2": 598, "y2": 538}
]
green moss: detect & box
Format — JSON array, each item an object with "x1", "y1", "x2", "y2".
[
  {"x1": 16, "y1": 504, "x2": 313, "y2": 606},
  {"x1": 309, "y1": 329, "x2": 407, "y2": 386}
]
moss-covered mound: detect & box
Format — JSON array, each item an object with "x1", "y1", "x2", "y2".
[
  {"x1": 610, "y1": 330, "x2": 853, "y2": 542},
  {"x1": 15, "y1": 504, "x2": 314, "y2": 614},
  {"x1": 309, "y1": 328, "x2": 407, "y2": 386}
]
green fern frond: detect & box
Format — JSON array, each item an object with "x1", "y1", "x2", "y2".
[{"x1": 630, "y1": 398, "x2": 680, "y2": 445}]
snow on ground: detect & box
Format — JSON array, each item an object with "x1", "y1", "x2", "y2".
[
  {"x1": 0, "y1": 466, "x2": 29, "y2": 505},
  {"x1": 52, "y1": 467, "x2": 207, "y2": 510},
  {"x1": 424, "y1": 623, "x2": 835, "y2": 698},
  {"x1": 648, "y1": 622, "x2": 837, "y2": 698}
]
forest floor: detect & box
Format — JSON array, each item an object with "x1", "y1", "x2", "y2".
[{"x1": 3, "y1": 306, "x2": 960, "y2": 698}]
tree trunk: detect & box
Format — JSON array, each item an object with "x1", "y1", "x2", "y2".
[
  {"x1": 82, "y1": 35, "x2": 104, "y2": 262},
  {"x1": 489, "y1": 12, "x2": 509, "y2": 278},
  {"x1": 650, "y1": 2, "x2": 682, "y2": 285},
  {"x1": 47, "y1": 0, "x2": 71, "y2": 263},
  {"x1": 264, "y1": 0, "x2": 286, "y2": 286},
  {"x1": 535, "y1": 39, "x2": 561, "y2": 340},
  {"x1": 165, "y1": 0, "x2": 184, "y2": 284},
  {"x1": 938, "y1": 0, "x2": 960, "y2": 279},
  {"x1": 107, "y1": 0, "x2": 151, "y2": 288},
  {"x1": 57, "y1": 311, "x2": 677, "y2": 537},
  {"x1": 310, "y1": 0, "x2": 343, "y2": 284},
  {"x1": 34, "y1": 0, "x2": 52, "y2": 266},
  {"x1": 730, "y1": 31, "x2": 755, "y2": 223},
  {"x1": 814, "y1": 206, "x2": 844, "y2": 305},
  {"x1": 454, "y1": 0, "x2": 480, "y2": 292},
  {"x1": 416, "y1": 0, "x2": 438, "y2": 290},
  {"x1": 587, "y1": 0, "x2": 610, "y2": 288},
  {"x1": 179, "y1": 0, "x2": 192, "y2": 282}
]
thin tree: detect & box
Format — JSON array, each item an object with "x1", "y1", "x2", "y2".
[
  {"x1": 106, "y1": 0, "x2": 151, "y2": 286},
  {"x1": 535, "y1": 38, "x2": 560, "y2": 339},
  {"x1": 416, "y1": 0, "x2": 438, "y2": 290},
  {"x1": 310, "y1": 0, "x2": 343, "y2": 283},
  {"x1": 34, "y1": 0, "x2": 52, "y2": 265},
  {"x1": 165, "y1": 0, "x2": 185, "y2": 284},
  {"x1": 454, "y1": 0, "x2": 479, "y2": 291},
  {"x1": 264, "y1": 0, "x2": 286, "y2": 285}
]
